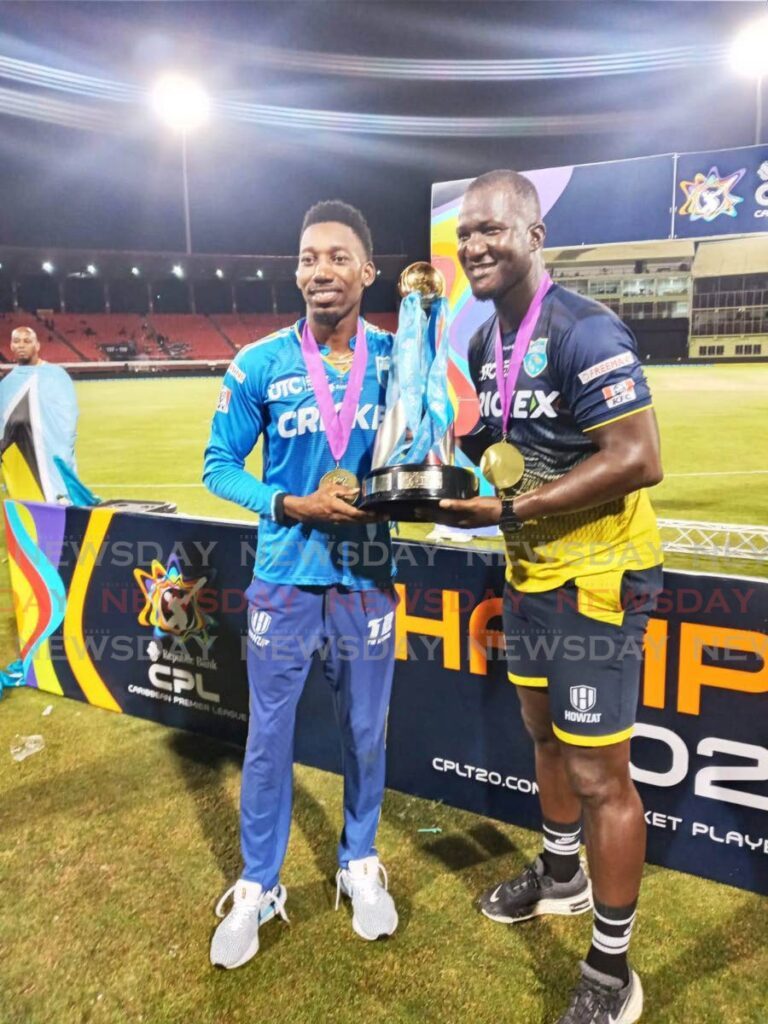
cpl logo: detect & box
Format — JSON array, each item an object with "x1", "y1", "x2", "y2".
[
  {"x1": 678, "y1": 166, "x2": 745, "y2": 222},
  {"x1": 134, "y1": 554, "x2": 214, "y2": 645},
  {"x1": 754, "y1": 160, "x2": 768, "y2": 218}
]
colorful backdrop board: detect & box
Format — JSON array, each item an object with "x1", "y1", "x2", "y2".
[
  {"x1": 5, "y1": 501, "x2": 768, "y2": 896},
  {"x1": 431, "y1": 144, "x2": 768, "y2": 436}
]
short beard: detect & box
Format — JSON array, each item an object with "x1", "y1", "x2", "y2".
[{"x1": 311, "y1": 309, "x2": 343, "y2": 327}]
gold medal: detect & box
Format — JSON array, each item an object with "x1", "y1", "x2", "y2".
[
  {"x1": 480, "y1": 442, "x2": 525, "y2": 494},
  {"x1": 319, "y1": 467, "x2": 361, "y2": 504}
]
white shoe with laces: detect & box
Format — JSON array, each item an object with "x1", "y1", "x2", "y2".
[
  {"x1": 210, "y1": 879, "x2": 289, "y2": 969},
  {"x1": 335, "y1": 855, "x2": 398, "y2": 941}
]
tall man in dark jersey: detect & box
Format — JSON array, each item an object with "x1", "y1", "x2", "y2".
[
  {"x1": 440, "y1": 170, "x2": 663, "y2": 1024},
  {"x1": 203, "y1": 201, "x2": 398, "y2": 969}
]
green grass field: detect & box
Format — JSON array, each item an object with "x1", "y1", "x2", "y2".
[{"x1": 1, "y1": 364, "x2": 767, "y2": 1024}]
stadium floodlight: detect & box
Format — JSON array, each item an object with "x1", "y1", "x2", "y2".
[
  {"x1": 87, "y1": 264, "x2": 97, "y2": 275},
  {"x1": 172, "y1": 264, "x2": 184, "y2": 279},
  {"x1": 131, "y1": 266, "x2": 141, "y2": 277},
  {"x1": 215, "y1": 268, "x2": 224, "y2": 278},
  {"x1": 730, "y1": 15, "x2": 768, "y2": 143},
  {"x1": 151, "y1": 73, "x2": 210, "y2": 256},
  {"x1": 151, "y1": 73, "x2": 210, "y2": 134},
  {"x1": 42, "y1": 261, "x2": 54, "y2": 273}
]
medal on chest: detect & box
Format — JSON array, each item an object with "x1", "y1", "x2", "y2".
[
  {"x1": 300, "y1": 318, "x2": 367, "y2": 503},
  {"x1": 480, "y1": 272, "x2": 552, "y2": 495}
]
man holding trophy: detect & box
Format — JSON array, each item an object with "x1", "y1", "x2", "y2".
[
  {"x1": 440, "y1": 170, "x2": 663, "y2": 1024},
  {"x1": 204, "y1": 201, "x2": 399, "y2": 967}
]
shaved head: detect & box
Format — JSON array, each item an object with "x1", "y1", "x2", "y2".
[
  {"x1": 10, "y1": 326, "x2": 42, "y2": 365},
  {"x1": 466, "y1": 169, "x2": 541, "y2": 221}
]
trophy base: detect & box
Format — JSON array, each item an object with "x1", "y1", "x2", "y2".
[{"x1": 359, "y1": 463, "x2": 478, "y2": 522}]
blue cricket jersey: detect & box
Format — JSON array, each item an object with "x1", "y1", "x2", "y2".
[{"x1": 203, "y1": 318, "x2": 394, "y2": 589}]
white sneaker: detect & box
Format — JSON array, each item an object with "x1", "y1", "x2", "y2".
[
  {"x1": 210, "y1": 879, "x2": 289, "y2": 969},
  {"x1": 335, "y1": 855, "x2": 398, "y2": 941}
]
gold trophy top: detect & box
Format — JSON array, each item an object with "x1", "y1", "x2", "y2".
[{"x1": 398, "y1": 262, "x2": 446, "y2": 302}]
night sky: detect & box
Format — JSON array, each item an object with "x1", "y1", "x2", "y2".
[{"x1": 0, "y1": 0, "x2": 764, "y2": 261}]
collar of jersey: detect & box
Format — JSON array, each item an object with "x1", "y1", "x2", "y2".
[{"x1": 295, "y1": 316, "x2": 359, "y2": 356}]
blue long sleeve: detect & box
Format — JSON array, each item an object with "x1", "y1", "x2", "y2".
[{"x1": 202, "y1": 359, "x2": 280, "y2": 518}]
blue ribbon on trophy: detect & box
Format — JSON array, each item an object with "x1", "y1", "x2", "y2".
[{"x1": 360, "y1": 262, "x2": 477, "y2": 520}]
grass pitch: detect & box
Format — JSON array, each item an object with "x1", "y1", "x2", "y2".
[{"x1": 1, "y1": 364, "x2": 767, "y2": 1024}]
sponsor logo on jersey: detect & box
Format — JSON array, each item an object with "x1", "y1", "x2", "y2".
[
  {"x1": 216, "y1": 385, "x2": 231, "y2": 414},
  {"x1": 228, "y1": 362, "x2": 246, "y2": 385},
  {"x1": 375, "y1": 355, "x2": 390, "y2": 386},
  {"x1": 478, "y1": 389, "x2": 560, "y2": 421},
  {"x1": 602, "y1": 379, "x2": 636, "y2": 410},
  {"x1": 277, "y1": 403, "x2": 385, "y2": 438},
  {"x1": 267, "y1": 375, "x2": 313, "y2": 401},
  {"x1": 578, "y1": 352, "x2": 635, "y2": 384},
  {"x1": 523, "y1": 337, "x2": 548, "y2": 378},
  {"x1": 678, "y1": 165, "x2": 745, "y2": 222}
]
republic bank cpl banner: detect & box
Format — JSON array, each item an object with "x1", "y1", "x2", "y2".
[
  {"x1": 5, "y1": 500, "x2": 768, "y2": 895},
  {"x1": 431, "y1": 144, "x2": 768, "y2": 436}
]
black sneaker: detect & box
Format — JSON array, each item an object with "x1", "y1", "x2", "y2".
[
  {"x1": 555, "y1": 962, "x2": 643, "y2": 1024},
  {"x1": 477, "y1": 856, "x2": 592, "y2": 924}
]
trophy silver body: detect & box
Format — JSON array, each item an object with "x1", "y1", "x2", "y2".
[{"x1": 359, "y1": 263, "x2": 477, "y2": 521}]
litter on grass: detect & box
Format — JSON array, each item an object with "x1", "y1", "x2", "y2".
[{"x1": 10, "y1": 734, "x2": 45, "y2": 762}]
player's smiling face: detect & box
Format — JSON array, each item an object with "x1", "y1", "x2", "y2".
[
  {"x1": 297, "y1": 222, "x2": 375, "y2": 327},
  {"x1": 457, "y1": 187, "x2": 539, "y2": 303}
]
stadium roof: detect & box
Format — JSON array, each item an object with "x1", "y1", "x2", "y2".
[
  {"x1": 692, "y1": 235, "x2": 768, "y2": 276},
  {"x1": 546, "y1": 240, "x2": 695, "y2": 266},
  {"x1": 0, "y1": 246, "x2": 406, "y2": 281}
]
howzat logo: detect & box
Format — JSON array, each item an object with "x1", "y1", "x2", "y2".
[
  {"x1": 564, "y1": 685, "x2": 601, "y2": 724},
  {"x1": 249, "y1": 609, "x2": 272, "y2": 647},
  {"x1": 148, "y1": 663, "x2": 220, "y2": 704}
]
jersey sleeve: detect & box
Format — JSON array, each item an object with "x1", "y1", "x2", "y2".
[
  {"x1": 202, "y1": 352, "x2": 282, "y2": 518},
  {"x1": 556, "y1": 311, "x2": 653, "y2": 432}
]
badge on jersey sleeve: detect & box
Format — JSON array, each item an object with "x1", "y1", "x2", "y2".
[{"x1": 523, "y1": 337, "x2": 548, "y2": 378}]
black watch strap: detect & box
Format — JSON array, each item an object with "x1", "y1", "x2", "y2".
[
  {"x1": 500, "y1": 497, "x2": 524, "y2": 533},
  {"x1": 274, "y1": 492, "x2": 288, "y2": 525}
]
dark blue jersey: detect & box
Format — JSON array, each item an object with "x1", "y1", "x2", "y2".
[{"x1": 467, "y1": 284, "x2": 661, "y2": 591}]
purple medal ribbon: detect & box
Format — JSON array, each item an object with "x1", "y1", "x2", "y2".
[
  {"x1": 300, "y1": 317, "x2": 368, "y2": 463},
  {"x1": 494, "y1": 271, "x2": 553, "y2": 437}
]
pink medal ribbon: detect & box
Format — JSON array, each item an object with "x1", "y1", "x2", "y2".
[
  {"x1": 494, "y1": 271, "x2": 553, "y2": 438},
  {"x1": 300, "y1": 317, "x2": 368, "y2": 463}
]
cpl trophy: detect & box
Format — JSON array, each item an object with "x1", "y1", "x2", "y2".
[{"x1": 359, "y1": 262, "x2": 478, "y2": 521}]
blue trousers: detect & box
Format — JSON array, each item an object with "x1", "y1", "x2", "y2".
[{"x1": 241, "y1": 579, "x2": 397, "y2": 889}]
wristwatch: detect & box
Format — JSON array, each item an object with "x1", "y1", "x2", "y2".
[{"x1": 500, "y1": 497, "x2": 524, "y2": 533}]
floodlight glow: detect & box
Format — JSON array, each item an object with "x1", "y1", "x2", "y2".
[
  {"x1": 256, "y1": 268, "x2": 264, "y2": 279},
  {"x1": 215, "y1": 268, "x2": 224, "y2": 278},
  {"x1": 87, "y1": 264, "x2": 97, "y2": 275},
  {"x1": 42, "y1": 261, "x2": 54, "y2": 273},
  {"x1": 172, "y1": 264, "x2": 184, "y2": 278},
  {"x1": 131, "y1": 266, "x2": 140, "y2": 276},
  {"x1": 151, "y1": 73, "x2": 210, "y2": 133},
  {"x1": 730, "y1": 17, "x2": 768, "y2": 78}
]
